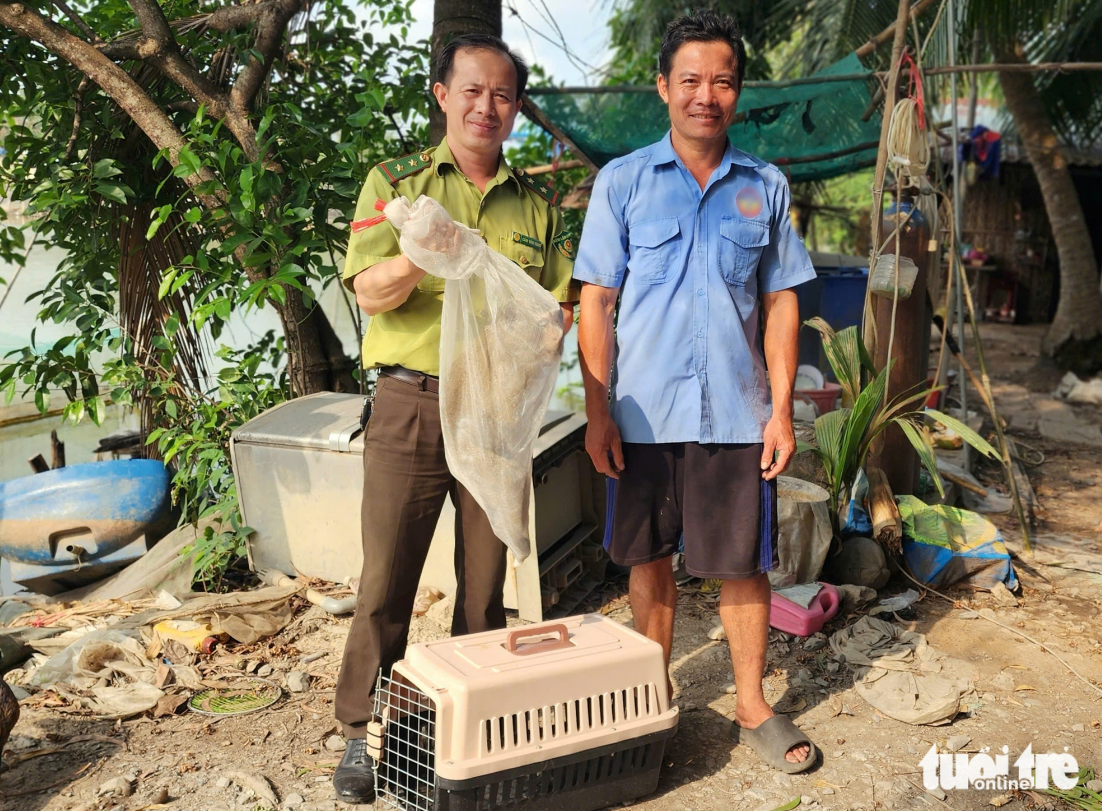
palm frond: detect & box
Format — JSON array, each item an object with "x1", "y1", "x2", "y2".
[
  {"x1": 896, "y1": 417, "x2": 945, "y2": 497},
  {"x1": 805, "y1": 319, "x2": 874, "y2": 403},
  {"x1": 765, "y1": 0, "x2": 900, "y2": 75},
  {"x1": 116, "y1": 204, "x2": 209, "y2": 444},
  {"x1": 1026, "y1": 3, "x2": 1102, "y2": 147},
  {"x1": 923, "y1": 407, "x2": 1000, "y2": 458},
  {"x1": 606, "y1": 0, "x2": 781, "y2": 81},
  {"x1": 814, "y1": 406, "x2": 850, "y2": 497},
  {"x1": 875, "y1": 381, "x2": 940, "y2": 433},
  {"x1": 843, "y1": 359, "x2": 889, "y2": 477}
]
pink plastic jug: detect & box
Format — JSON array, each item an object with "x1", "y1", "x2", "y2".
[{"x1": 769, "y1": 583, "x2": 840, "y2": 637}]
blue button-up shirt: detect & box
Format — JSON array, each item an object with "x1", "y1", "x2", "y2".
[{"x1": 573, "y1": 132, "x2": 816, "y2": 444}]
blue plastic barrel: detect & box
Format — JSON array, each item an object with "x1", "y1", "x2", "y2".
[
  {"x1": 799, "y1": 267, "x2": 869, "y2": 380},
  {"x1": 820, "y1": 269, "x2": 869, "y2": 332}
]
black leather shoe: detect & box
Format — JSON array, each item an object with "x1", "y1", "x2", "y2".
[{"x1": 333, "y1": 738, "x2": 375, "y2": 804}]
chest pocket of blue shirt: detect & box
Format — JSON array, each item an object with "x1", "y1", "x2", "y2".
[
  {"x1": 628, "y1": 217, "x2": 681, "y2": 285},
  {"x1": 719, "y1": 216, "x2": 769, "y2": 287}
]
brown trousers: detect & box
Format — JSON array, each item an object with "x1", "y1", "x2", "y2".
[{"x1": 334, "y1": 374, "x2": 508, "y2": 738}]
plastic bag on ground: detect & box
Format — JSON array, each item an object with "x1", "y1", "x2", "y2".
[
  {"x1": 896, "y1": 495, "x2": 1018, "y2": 590},
  {"x1": 385, "y1": 196, "x2": 564, "y2": 562},
  {"x1": 29, "y1": 628, "x2": 165, "y2": 718},
  {"x1": 830, "y1": 616, "x2": 976, "y2": 725},
  {"x1": 769, "y1": 477, "x2": 833, "y2": 588}
]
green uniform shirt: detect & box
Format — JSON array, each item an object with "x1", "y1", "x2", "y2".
[{"x1": 343, "y1": 138, "x2": 579, "y2": 375}]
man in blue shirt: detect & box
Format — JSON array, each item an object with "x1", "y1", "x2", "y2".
[{"x1": 574, "y1": 11, "x2": 819, "y2": 773}]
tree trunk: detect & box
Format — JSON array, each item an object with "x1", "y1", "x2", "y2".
[
  {"x1": 429, "y1": 0, "x2": 501, "y2": 143},
  {"x1": 997, "y1": 47, "x2": 1102, "y2": 369},
  {"x1": 277, "y1": 290, "x2": 359, "y2": 396},
  {"x1": 0, "y1": 1, "x2": 357, "y2": 396}
]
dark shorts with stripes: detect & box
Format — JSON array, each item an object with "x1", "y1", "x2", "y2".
[{"x1": 603, "y1": 442, "x2": 778, "y2": 580}]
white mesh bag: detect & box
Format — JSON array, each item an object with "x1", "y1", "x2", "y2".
[{"x1": 384, "y1": 195, "x2": 564, "y2": 563}]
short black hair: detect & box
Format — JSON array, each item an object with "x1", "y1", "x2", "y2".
[
  {"x1": 435, "y1": 34, "x2": 529, "y2": 98},
  {"x1": 659, "y1": 10, "x2": 746, "y2": 89}
]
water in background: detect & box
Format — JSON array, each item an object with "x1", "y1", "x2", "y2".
[{"x1": 0, "y1": 244, "x2": 584, "y2": 483}]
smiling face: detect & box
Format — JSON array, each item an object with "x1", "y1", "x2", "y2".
[
  {"x1": 657, "y1": 39, "x2": 740, "y2": 148},
  {"x1": 433, "y1": 47, "x2": 522, "y2": 158}
]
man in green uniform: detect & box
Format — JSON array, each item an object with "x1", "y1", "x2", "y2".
[{"x1": 332, "y1": 33, "x2": 578, "y2": 804}]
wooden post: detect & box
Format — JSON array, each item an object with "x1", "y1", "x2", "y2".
[
  {"x1": 862, "y1": 0, "x2": 912, "y2": 357},
  {"x1": 51, "y1": 429, "x2": 66, "y2": 469},
  {"x1": 868, "y1": 196, "x2": 931, "y2": 495}
]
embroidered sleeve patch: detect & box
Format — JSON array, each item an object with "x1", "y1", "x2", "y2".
[
  {"x1": 511, "y1": 231, "x2": 543, "y2": 251},
  {"x1": 552, "y1": 231, "x2": 576, "y2": 260}
]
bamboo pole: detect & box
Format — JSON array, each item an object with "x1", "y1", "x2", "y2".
[
  {"x1": 952, "y1": 246, "x2": 1035, "y2": 554},
  {"x1": 519, "y1": 95, "x2": 600, "y2": 174},
  {"x1": 523, "y1": 62, "x2": 1102, "y2": 100},
  {"x1": 856, "y1": 0, "x2": 940, "y2": 57},
  {"x1": 948, "y1": 0, "x2": 969, "y2": 472},
  {"x1": 930, "y1": 279, "x2": 1034, "y2": 553},
  {"x1": 862, "y1": 0, "x2": 912, "y2": 354},
  {"x1": 520, "y1": 159, "x2": 586, "y2": 175},
  {"x1": 774, "y1": 140, "x2": 880, "y2": 167},
  {"x1": 916, "y1": 61, "x2": 1102, "y2": 76}
]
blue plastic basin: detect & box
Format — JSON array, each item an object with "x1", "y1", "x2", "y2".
[{"x1": 0, "y1": 459, "x2": 171, "y2": 566}]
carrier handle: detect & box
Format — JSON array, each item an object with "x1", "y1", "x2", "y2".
[{"x1": 505, "y1": 624, "x2": 572, "y2": 656}]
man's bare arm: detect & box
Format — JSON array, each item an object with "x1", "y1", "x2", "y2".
[
  {"x1": 561, "y1": 302, "x2": 575, "y2": 335},
  {"x1": 579, "y1": 282, "x2": 624, "y2": 477},
  {"x1": 760, "y1": 288, "x2": 800, "y2": 480},
  {"x1": 351, "y1": 255, "x2": 426, "y2": 316}
]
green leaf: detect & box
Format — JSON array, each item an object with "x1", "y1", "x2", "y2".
[
  {"x1": 814, "y1": 407, "x2": 849, "y2": 495},
  {"x1": 175, "y1": 144, "x2": 201, "y2": 177},
  {"x1": 243, "y1": 252, "x2": 272, "y2": 267},
  {"x1": 795, "y1": 439, "x2": 818, "y2": 455},
  {"x1": 897, "y1": 418, "x2": 945, "y2": 497},
  {"x1": 924, "y1": 408, "x2": 1001, "y2": 459},
  {"x1": 94, "y1": 182, "x2": 129, "y2": 204},
  {"x1": 804, "y1": 319, "x2": 873, "y2": 404},
  {"x1": 839, "y1": 361, "x2": 889, "y2": 483},
  {"x1": 88, "y1": 395, "x2": 104, "y2": 426},
  {"x1": 165, "y1": 399, "x2": 177, "y2": 419},
  {"x1": 158, "y1": 267, "x2": 178, "y2": 300},
  {"x1": 881, "y1": 383, "x2": 941, "y2": 427},
  {"x1": 92, "y1": 158, "x2": 121, "y2": 179}
]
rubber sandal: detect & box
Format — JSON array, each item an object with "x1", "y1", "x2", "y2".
[{"x1": 730, "y1": 714, "x2": 819, "y2": 774}]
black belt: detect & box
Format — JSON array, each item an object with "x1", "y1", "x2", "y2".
[{"x1": 379, "y1": 365, "x2": 439, "y2": 393}]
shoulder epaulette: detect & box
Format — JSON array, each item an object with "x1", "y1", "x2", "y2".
[
  {"x1": 514, "y1": 167, "x2": 561, "y2": 206},
  {"x1": 377, "y1": 151, "x2": 433, "y2": 185}
]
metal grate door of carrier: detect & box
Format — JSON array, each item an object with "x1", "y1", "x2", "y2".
[{"x1": 374, "y1": 673, "x2": 438, "y2": 811}]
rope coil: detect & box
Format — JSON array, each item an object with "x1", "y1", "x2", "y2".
[{"x1": 887, "y1": 96, "x2": 930, "y2": 187}]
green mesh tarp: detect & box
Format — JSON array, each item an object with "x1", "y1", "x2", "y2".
[{"x1": 528, "y1": 54, "x2": 881, "y2": 184}]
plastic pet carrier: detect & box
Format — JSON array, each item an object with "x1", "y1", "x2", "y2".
[{"x1": 367, "y1": 614, "x2": 679, "y2": 811}]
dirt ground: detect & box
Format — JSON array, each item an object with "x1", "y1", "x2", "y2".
[{"x1": 3, "y1": 323, "x2": 1101, "y2": 811}]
